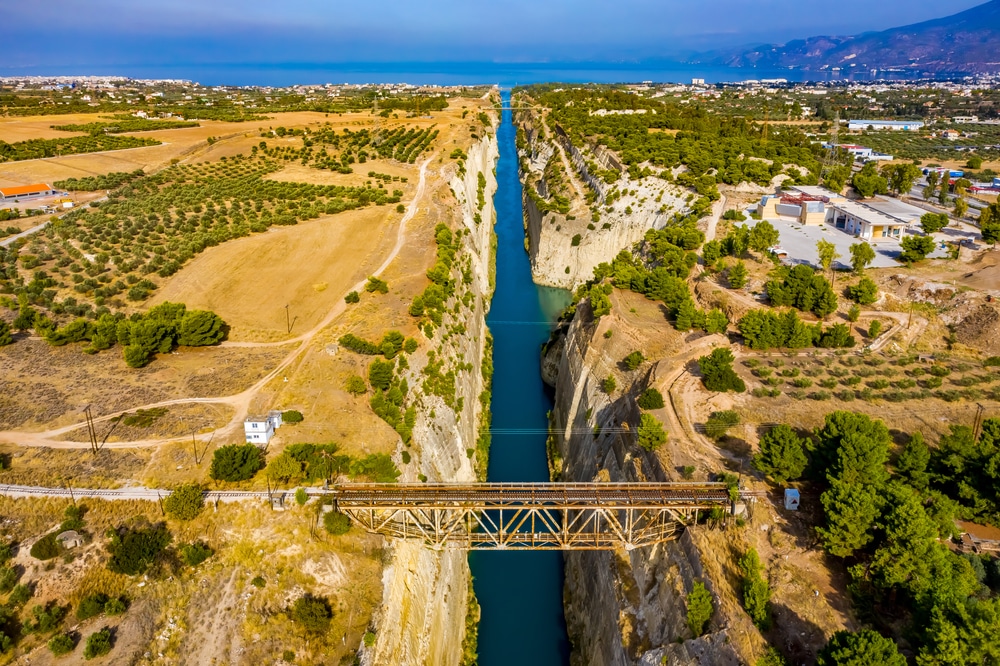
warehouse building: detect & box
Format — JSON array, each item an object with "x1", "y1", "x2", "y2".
[
  {"x1": 848, "y1": 119, "x2": 925, "y2": 131},
  {"x1": 0, "y1": 183, "x2": 57, "y2": 202}
]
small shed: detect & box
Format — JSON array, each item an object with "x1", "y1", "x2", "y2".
[
  {"x1": 784, "y1": 489, "x2": 800, "y2": 511},
  {"x1": 56, "y1": 530, "x2": 83, "y2": 549}
]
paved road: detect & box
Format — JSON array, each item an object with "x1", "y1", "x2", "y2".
[{"x1": 0, "y1": 220, "x2": 50, "y2": 248}]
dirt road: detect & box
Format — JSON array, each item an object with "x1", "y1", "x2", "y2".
[{"x1": 0, "y1": 156, "x2": 436, "y2": 450}]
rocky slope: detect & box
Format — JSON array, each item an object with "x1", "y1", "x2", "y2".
[
  {"x1": 547, "y1": 302, "x2": 765, "y2": 666},
  {"x1": 364, "y1": 126, "x2": 499, "y2": 666},
  {"x1": 515, "y1": 105, "x2": 689, "y2": 290}
]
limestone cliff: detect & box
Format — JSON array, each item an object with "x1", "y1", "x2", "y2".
[
  {"x1": 514, "y1": 104, "x2": 690, "y2": 290},
  {"x1": 364, "y1": 125, "x2": 499, "y2": 666},
  {"x1": 549, "y1": 303, "x2": 765, "y2": 666}
]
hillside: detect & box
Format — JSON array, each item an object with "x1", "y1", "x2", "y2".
[{"x1": 704, "y1": 0, "x2": 1000, "y2": 74}]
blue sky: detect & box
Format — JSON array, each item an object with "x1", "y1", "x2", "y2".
[{"x1": 3, "y1": 0, "x2": 986, "y2": 69}]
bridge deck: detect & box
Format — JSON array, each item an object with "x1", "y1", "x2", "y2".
[{"x1": 328, "y1": 483, "x2": 739, "y2": 550}]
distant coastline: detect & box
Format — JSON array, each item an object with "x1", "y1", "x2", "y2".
[{"x1": 0, "y1": 60, "x2": 960, "y2": 88}]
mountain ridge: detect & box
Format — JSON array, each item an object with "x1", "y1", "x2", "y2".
[{"x1": 696, "y1": 0, "x2": 1000, "y2": 74}]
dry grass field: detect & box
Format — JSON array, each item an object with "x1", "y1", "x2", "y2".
[
  {"x1": 0, "y1": 495, "x2": 386, "y2": 665},
  {"x1": 148, "y1": 204, "x2": 404, "y2": 342},
  {"x1": 1, "y1": 94, "x2": 492, "y2": 465},
  {"x1": 0, "y1": 338, "x2": 292, "y2": 431}
]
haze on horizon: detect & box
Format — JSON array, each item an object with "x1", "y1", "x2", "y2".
[{"x1": 3, "y1": 0, "x2": 986, "y2": 74}]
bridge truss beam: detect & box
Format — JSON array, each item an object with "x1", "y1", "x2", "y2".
[{"x1": 328, "y1": 482, "x2": 737, "y2": 551}]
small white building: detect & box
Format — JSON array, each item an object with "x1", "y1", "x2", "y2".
[{"x1": 244, "y1": 410, "x2": 284, "y2": 445}]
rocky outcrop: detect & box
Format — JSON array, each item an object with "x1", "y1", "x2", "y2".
[
  {"x1": 364, "y1": 125, "x2": 499, "y2": 666},
  {"x1": 550, "y1": 304, "x2": 761, "y2": 666},
  {"x1": 515, "y1": 108, "x2": 690, "y2": 290}
]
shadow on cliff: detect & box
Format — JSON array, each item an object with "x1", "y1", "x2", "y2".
[{"x1": 768, "y1": 602, "x2": 828, "y2": 666}]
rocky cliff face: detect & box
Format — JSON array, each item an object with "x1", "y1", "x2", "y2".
[
  {"x1": 550, "y1": 304, "x2": 762, "y2": 666},
  {"x1": 515, "y1": 110, "x2": 690, "y2": 290},
  {"x1": 365, "y1": 128, "x2": 499, "y2": 666}
]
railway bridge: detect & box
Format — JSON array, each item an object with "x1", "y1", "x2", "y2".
[
  {"x1": 0, "y1": 482, "x2": 746, "y2": 551},
  {"x1": 327, "y1": 482, "x2": 742, "y2": 551}
]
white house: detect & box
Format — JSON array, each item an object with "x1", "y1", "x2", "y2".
[{"x1": 244, "y1": 410, "x2": 284, "y2": 445}]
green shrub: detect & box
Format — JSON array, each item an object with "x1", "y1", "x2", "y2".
[
  {"x1": 323, "y1": 511, "x2": 351, "y2": 535},
  {"x1": 345, "y1": 375, "x2": 367, "y2": 395},
  {"x1": 290, "y1": 594, "x2": 333, "y2": 634},
  {"x1": 283, "y1": 410, "x2": 304, "y2": 423},
  {"x1": 339, "y1": 333, "x2": 380, "y2": 355},
  {"x1": 24, "y1": 602, "x2": 68, "y2": 634},
  {"x1": 622, "y1": 351, "x2": 645, "y2": 371},
  {"x1": 77, "y1": 594, "x2": 108, "y2": 620},
  {"x1": 686, "y1": 582, "x2": 713, "y2": 637},
  {"x1": 345, "y1": 291, "x2": 360, "y2": 304},
  {"x1": 0, "y1": 566, "x2": 18, "y2": 593},
  {"x1": 103, "y1": 598, "x2": 127, "y2": 616},
  {"x1": 739, "y1": 547, "x2": 771, "y2": 629},
  {"x1": 181, "y1": 542, "x2": 213, "y2": 567},
  {"x1": 365, "y1": 276, "x2": 389, "y2": 294},
  {"x1": 637, "y1": 388, "x2": 665, "y2": 410},
  {"x1": 210, "y1": 444, "x2": 264, "y2": 482},
  {"x1": 48, "y1": 633, "x2": 75, "y2": 656},
  {"x1": 9, "y1": 583, "x2": 32, "y2": 607},
  {"x1": 30, "y1": 533, "x2": 62, "y2": 561},
  {"x1": 753, "y1": 424, "x2": 807, "y2": 484},
  {"x1": 83, "y1": 628, "x2": 112, "y2": 659},
  {"x1": 163, "y1": 484, "x2": 204, "y2": 521},
  {"x1": 106, "y1": 524, "x2": 171, "y2": 576},
  {"x1": 846, "y1": 278, "x2": 879, "y2": 305},
  {"x1": 601, "y1": 375, "x2": 617, "y2": 394},
  {"x1": 698, "y1": 348, "x2": 746, "y2": 393},
  {"x1": 637, "y1": 414, "x2": 667, "y2": 451},
  {"x1": 704, "y1": 410, "x2": 740, "y2": 440}
]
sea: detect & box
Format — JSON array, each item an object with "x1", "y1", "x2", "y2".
[{"x1": 2, "y1": 61, "x2": 927, "y2": 87}]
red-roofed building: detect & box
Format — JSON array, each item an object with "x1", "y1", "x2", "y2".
[{"x1": 0, "y1": 183, "x2": 56, "y2": 201}]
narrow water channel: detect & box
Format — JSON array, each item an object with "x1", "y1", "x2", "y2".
[{"x1": 468, "y1": 91, "x2": 572, "y2": 665}]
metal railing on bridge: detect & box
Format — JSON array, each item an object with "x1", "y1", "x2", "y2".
[{"x1": 326, "y1": 482, "x2": 739, "y2": 551}]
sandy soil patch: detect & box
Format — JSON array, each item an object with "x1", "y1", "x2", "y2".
[
  {"x1": 149, "y1": 205, "x2": 405, "y2": 343},
  {"x1": 0, "y1": 339, "x2": 291, "y2": 431}
]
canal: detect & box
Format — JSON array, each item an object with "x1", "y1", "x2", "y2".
[{"x1": 468, "y1": 91, "x2": 572, "y2": 665}]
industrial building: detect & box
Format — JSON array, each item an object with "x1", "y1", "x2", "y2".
[
  {"x1": 0, "y1": 183, "x2": 57, "y2": 202},
  {"x1": 848, "y1": 119, "x2": 925, "y2": 131},
  {"x1": 823, "y1": 144, "x2": 894, "y2": 162},
  {"x1": 757, "y1": 185, "x2": 925, "y2": 241}
]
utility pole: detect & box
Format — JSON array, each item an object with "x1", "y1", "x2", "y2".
[
  {"x1": 973, "y1": 403, "x2": 986, "y2": 441},
  {"x1": 83, "y1": 405, "x2": 98, "y2": 455},
  {"x1": 285, "y1": 304, "x2": 291, "y2": 334}
]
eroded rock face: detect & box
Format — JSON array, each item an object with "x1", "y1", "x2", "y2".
[
  {"x1": 366, "y1": 130, "x2": 499, "y2": 666},
  {"x1": 549, "y1": 307, "x2": 758, "y2": 666},
  {"x1": 514, "y1": 111, "x2": 689, "y2": 290}
]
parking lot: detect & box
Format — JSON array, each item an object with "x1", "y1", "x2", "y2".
[{"x1": 748, "y1": 215, "x2": 951, "y2": 269}]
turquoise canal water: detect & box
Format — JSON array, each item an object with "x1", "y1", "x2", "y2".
[{"x1": 468, "y1": 92, "x2": 572, "y2": 665}]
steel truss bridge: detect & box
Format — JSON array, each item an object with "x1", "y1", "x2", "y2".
[{"x1": 327, "y1": 482, "x2": 739, "y2": 551}]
